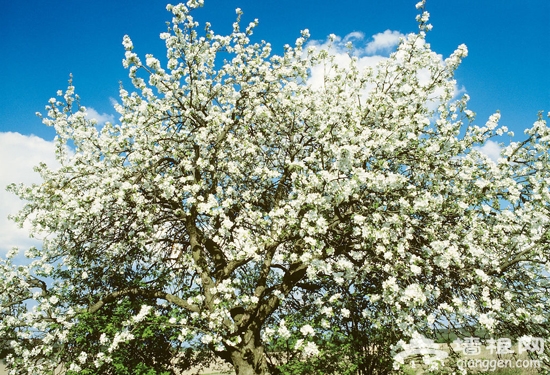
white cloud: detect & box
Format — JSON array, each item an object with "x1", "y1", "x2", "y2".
[
  {"x1": 0, "y1": 132, "x2": 59, "y2": 254},
  {"x1": 343, "y1": 31, "x2": 365, "y2": 43},
  {"x1": 305, "y1": 31, "x2": 389, "y2": 91},
  {"x1": 85, "y1": 107, "x2": 115, "y2": 124},
  {"x1": 305, "y1": 29, "x2": 466, "y2": 106},
  {"x1": 474, "y1": 140, "x2": 502, "y2": 163},
  {"x1": 109, "y1": 97, "x2": 119, "y2": 107},
  {"x1": 364, "y1": 30, "x2": 404, "y2": 55}
]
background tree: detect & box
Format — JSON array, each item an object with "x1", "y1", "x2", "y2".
[{"x1": 1, "y1": 0, "x2": 549, "y2": 374}]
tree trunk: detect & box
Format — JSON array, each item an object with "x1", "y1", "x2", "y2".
[
  {"x1": 229, "y1": 345, "x2": 269, "y2": 375},
  {"x1": 227, "y1": 325, "x2": 269, "y2": 375}
]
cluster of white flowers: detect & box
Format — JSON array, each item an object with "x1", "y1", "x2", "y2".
[
  {"x1": 108, "y1": 330, "x2": 135, "y2": 353},
  {"x1": 1, "y1": 0, "x2": 548, "y2": 374},
  {"x1": 294, "y1": 338, "x2": 320, "y2": 358},
  {"x1": 300, "y1": 324, "x2": 315, "y2": 337},
  {"x1": 131, "y1": 305, "x2": 153, "y2": 324},
  {"x1": 278, "y1": 320, "x2": 291, "y2": 340}
]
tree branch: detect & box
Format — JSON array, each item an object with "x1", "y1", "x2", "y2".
[{"x1": 88, "y1": 287, "x2": 199, "y2": 314}]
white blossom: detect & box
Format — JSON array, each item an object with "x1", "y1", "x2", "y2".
[
  {"x1": 132, "y1": 305, "x2": 153, "y2": 323},
  {"x1": 1, "y1": 2, "x2": 548, "y2": 374},
  {"x1": 303, "y1": 341, "x2": 320, "y2": 357},
  {"x1": 300, "y1": 324, "x2": 315, "y2": 337}
]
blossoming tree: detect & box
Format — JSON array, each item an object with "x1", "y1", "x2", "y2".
[{"x1": 1, "y1": 0, "x2": 549, "y2": 374}]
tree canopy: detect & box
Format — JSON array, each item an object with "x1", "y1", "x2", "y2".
[{"x1": 1, "y1": 1, "x2": 549, "y2": 374}]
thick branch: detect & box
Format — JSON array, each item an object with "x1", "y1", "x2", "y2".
[
  {"x1": 185, "y1": 217, "x2": 215, "y2": 306},
  {"x1": 255, "y1": 262, "x2": 308, "y2": 323},
  {"x1": 27, "y1": 276, "x2": 49, "y2": 297},
  {"x1": 88, "y1": 287, "x2": 199, "y2": 314},
  {"x1": 1, "y1": 297, "x2": 30, "y2": 309},
  {"x1": 254, "y1": 243, "x2": 278, "y2": 298},
  {"x1": 494, "y1": 241, "x2": 548, "y2": 275}
]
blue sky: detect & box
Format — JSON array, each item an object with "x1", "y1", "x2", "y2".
[
  {"x1": 1, "y1": 0, "x2": 548, "y2": 139},
  {"x1": 0, "y1": 0, "x2": 549, "y2": 253}
]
